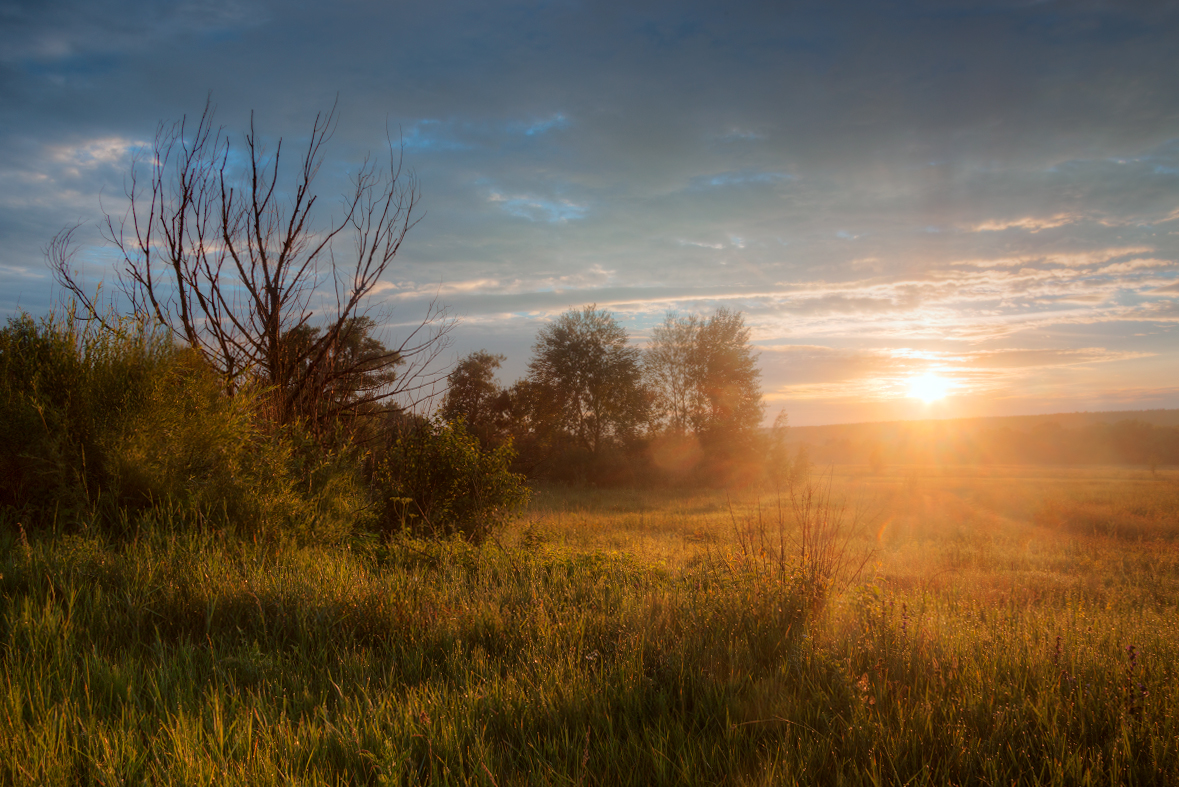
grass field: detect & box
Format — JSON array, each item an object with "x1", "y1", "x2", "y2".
[{"x1": 3, "y1": 465, "x2": 1178, "y2": 785}]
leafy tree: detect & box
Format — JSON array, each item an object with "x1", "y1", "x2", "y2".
[
  {"x1": 525, "y1": 306, "x2": 649, "y2": 457},
  {"x1": 439, "y1": 350, "x2": 509, "y2": 447},
  {"x1": 488, "y1": 378, "x2": 559, "y2": 475},
  {"x1": 646, "y1": 307, "x2": 762, "y2": 440},
  {"x1": 280, "y1": 316, "x2": 401, "y2": 429},
  {"x1": 646, "y1": 311, "x2": 701, "y2": 435},
  {"x1": 695, "y1": 307, "x2": 763, "y2": 440}
]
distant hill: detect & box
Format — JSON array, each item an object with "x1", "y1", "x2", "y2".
[{"x1": 782, "y1": 409, "x2": 1179, "y2": 467}]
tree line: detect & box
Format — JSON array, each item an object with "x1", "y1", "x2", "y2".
[{"x1": 440, "y1": 305, "x2": 774, "y2": 487}]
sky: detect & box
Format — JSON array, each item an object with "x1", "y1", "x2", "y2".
[{"x1": 2, "y1": 0, "x2": 1177, "y2": 425}]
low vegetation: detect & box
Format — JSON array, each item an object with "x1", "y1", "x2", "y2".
[
  {"x1": 3, "y1": 465, "x2": 1178, "y2": 784},
  {"x1": 0, "y1": 311, "x2": 529, "y2": 543}
]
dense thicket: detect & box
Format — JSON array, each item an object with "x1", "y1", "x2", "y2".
[{"x1": 0, "y1": 312, "x2": 527, "y2": 542}]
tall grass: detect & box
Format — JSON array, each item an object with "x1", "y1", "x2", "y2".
[{"x1": 3, "y1": 470, "x2": 1178, "y2": 784}]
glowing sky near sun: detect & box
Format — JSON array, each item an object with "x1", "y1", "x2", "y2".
[{"x1": 1, "y1": 1, "x2": 1177, "y2": 425}]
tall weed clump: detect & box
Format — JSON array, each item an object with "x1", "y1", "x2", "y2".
[{"x1": 729, "y1": 473, "x2": 875, "y2": 613}]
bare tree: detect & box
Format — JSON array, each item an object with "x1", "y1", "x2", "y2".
[{"x1": 49, "y1": 99, "x2": 453, "y2": 428}]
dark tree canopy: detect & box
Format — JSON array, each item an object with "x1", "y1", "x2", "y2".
[
  {"x1": 439, "y1": 350, "x2": 508, "y2": 447},
  {"x1": 525, "y1": 306, "x2": 648, "y2": 456},
  {"x1": 279, "y1": 316, "x2": 399, "y2": 426}
]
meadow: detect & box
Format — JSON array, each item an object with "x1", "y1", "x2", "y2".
[{"x1": 2, "y1": 465, "x2": 1178, "y2": 785}]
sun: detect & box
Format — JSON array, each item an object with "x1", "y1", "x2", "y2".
[{"x1": 907, "y1": 373, "x2": 952, "y2": 403}]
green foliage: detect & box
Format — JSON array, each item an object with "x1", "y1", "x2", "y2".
[
  {"x1": 524, "y1": 306, "x2": 649, "y2": 458},
  {"x1": 0, "y1": 310, "x2": 369, "y2": 543},
  {"x1": 115, "y1": 350, "x2": 371, "y2": 543},
  {"x1": 498, "y1": 306, "x2": 653, "y2": 485},
  {"x1": 439, "y1": 350, "x2": 509, "y2": 448},
  {"x1": 374, "y1": 417, "x2": 530, "y2": 542},
  {"x1": 0, "y1": 310, "x2": 172, "y2": 518}
]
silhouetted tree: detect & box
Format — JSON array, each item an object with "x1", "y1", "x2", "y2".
[
  {"x1": 439, "y1": 350, "x2": 509, "y2": 447},
  {"x1": 49, "y1": 99, "x2": 452, "y2": 429},
  {"x1": 525, "y1": 306, "x2": 649, "y2": 457},
  {"x1": 279, "y1": 316, "x2": 399, "y2": 428},
  {"x1": 646, "y1": 308, "x2": 762, "y2": 440}
]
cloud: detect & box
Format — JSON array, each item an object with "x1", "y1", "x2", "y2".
[
  {"x1": 3, "y1": 0, "x2": 1179, "y2": 422},
  {"x1": 488, "y1": 191, "x2": 587, "y2": 223},
  {"x1": 522, "y1": 114, "x2": 569, "y2": 137},
  {"x1": 971, "y1": 213, "x2": 1077, "y2": 232},
  {"x1": 45, "y1": 136, "x2": 145, "y2": 167},
  {"x1": 689, "y1": 169, "x2": 790, "y2": 189},
  {"x1": 401, "y1": 120, "x2": 472, "y2": 152}
]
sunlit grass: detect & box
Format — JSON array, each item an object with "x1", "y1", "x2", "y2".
[{"x1": 3, "y1": 466, "x2": 1179, "y2": 784}]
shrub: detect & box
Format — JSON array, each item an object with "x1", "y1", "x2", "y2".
[
  {"x1": 374, "y1": 417, "x2": 530, "y2": 542},
  {"x1": 0, "y1": 310, "x2": 171, "y2": 520},
  {"x1": 0, "y1": 310, "x2": 369, "y2": 543},
  {"x1": 115, "y1": 350, "x2": 370, "y2": 543}
]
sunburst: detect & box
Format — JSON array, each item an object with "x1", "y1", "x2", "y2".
[{"x1": 907, "y1": 373, "x2": 952, "y2": 403}]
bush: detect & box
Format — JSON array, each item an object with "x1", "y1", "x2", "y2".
[
  {"x1": 374, "y1": 418, "x2": 530, "y2": 542},
  {"x1": 0, "y1": 310, "x2": 370, "y2": 543},
  {"x1": 0, "y1": 311, "x2": 171, "y2": 520},
  {"x1": 115, "y1": 349, "x2": 371, "y2": 543}
]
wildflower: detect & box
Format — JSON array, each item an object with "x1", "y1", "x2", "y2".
[{"x1": 856, "y1": 672, "x2": 876, "y2": 705}]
